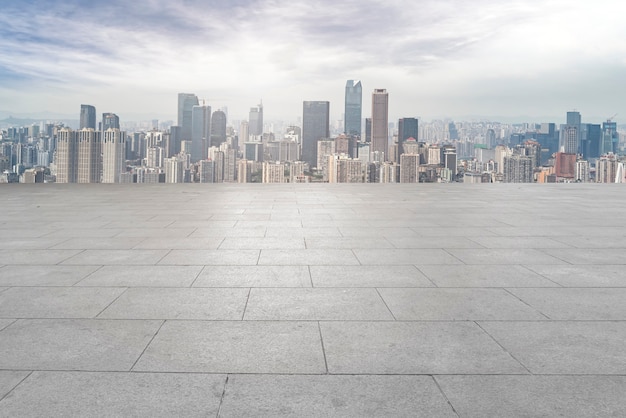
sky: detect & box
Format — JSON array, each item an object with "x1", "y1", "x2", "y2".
[{"x1": 1, "y1": 0, "x2": 625, "y2": 125}]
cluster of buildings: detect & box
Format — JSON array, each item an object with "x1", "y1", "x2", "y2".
[{"x1": 1, "y1": 83, "x2": 625, "y2": 184}]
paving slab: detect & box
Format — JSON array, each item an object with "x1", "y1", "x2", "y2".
[
  {"x1": 264, "y1": 227, "x2": 342, "y2": 238},
  {"x1": 508, "y1": 288, "x2": 626, "y2": 320},
  {"x1": 258, "y1": 249, "x2": 360, "y2": 265},
  {"x1": 115, "y1": 228, "x2": 196, "y2": 238},
  {"x1": 0, "y1": 287, "x2": 126, "y2": 318},
  {"x1": 133, "y1": 320, "x2": 326, "y2": 373},
  {"x1": 305, "y1": 237, "x2": 395, "y2": 249},
  {"x1": 0, "y1": 319, "x2": 161, "y2": 371},
  {"x1": 524, "y1": 264, "x2": 626, "y2": 287},
  {"x1": 218, "y1": 237, "x2": 306, "y2": 250},
  {"x1": 132, "y1": 237, "x2": 224, "y2": 250},
  {"x1": 192, "y1": 265, "x2": 311, "y2": 287},
  {"x1": 0, "y1": 250, "x2": 82, "y2": 265},
  {"x1": 320, "y1": 321, "x2": 527, "y2": 374},
  {"x1": 310, "y1": 265, "x2": 433, "y2": 287},
  {"x1": 545, "y1": 249, "x2": 626, "y2": 264},
  {"x1": 220, "y1": 374, "x2": 456, "y2": 417},
  {"x1": 378, "y1": 288, "x2": 546, "y2": 320},
  {"x1": 244, "y1": 288, "x2": 394, "y2": 320},
  {"x1": 418, "y1": 264, "x2": 557, "y2": 287},
  {"x1": 0, "y1": 371, "x2": 29, "y2": 400},
  {"x1": 353, "y1": 249, "x2": 462, "y2": 265},
  {"x1": 0, "y1": 265, "x2": 100, "y2": 287},
  {"x1": 2, "y1": 238, "x2": 68, "y2": 250},
  {"x1": 552, "y1": 235, "x2": 626, "y2": 248},
  {"x1": 0, "y1": 371, "x2": 225, "y2": 417},
  {"x1": 158, "y1": 249, "x2": 259, "y2": 265},
  {"x1": 51, "y1": 237, "x2": 145, "y2": 250},
  {"x1": 388, "y1": 236, "x2": 484, "y2": 249},
  {"x1": 190, "y1": 227, "x2": 266, "y2": 238},
  {"x1": 61, "y1": 249, "x2": 169, "y2": 265},
  {"x1": 436, "y1": 375, "x2": 626, "y2": 418},
  {"x1": 469, "y1": 236, "x2": 573, "y2": 249},
  {"x1": 446, "y1": 249, "x2": 567, "y2": 265},
  {"x1": 479, "y1": 321, "x2": 626, "y2": 374},
  {"x1": 76, "y1": 265, "x2": 202, "y2": 287},
  {"x1": 99, "y1": 287, "x2": 249, "y2": 320},
  {"x1": 0, "y1": 319, "x2": 15, "y2": 331}
]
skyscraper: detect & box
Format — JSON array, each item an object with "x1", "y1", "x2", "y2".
[
  {"x1": 371, "y1": 89, "x2": 389, "y2": 158},
  {"x1": 249, "y1": 103, "x2": 264, "y2": 136},
  {"x1": 397, "y1": 117, "x2": 418, "y2": 160},
  {"x1": 191, "y1": 104, "x2": 211, "y2": 162},
  {"x1": 80, "y1": 105, "x2": 96, "y2": 129},
  {"x1": 76, "y1": 128, "x2": 101, "y2": 183},
  {"x1": 210, "y1": 110, "x2": 227, "y2": 148},
  {"x1": 344, "y1": 80, "x2": 362, "y2": 136},
  {"x1": 102, "y1": 113, "x2": 120, "y2": 131},
  {"x1": 302, "y1": 101, "x2": 330, "y2": 169},
  {"x1": 102, "y1": 128, "x2": 126, "y2": 183},
  {"x1": 55, "y1": 128, "x2": 77, "y2": 183},
  {"x1": 177, "y1": 93, "x2": 199, "y2": 140},
  {"x1": 560, "y1": 111, "x2": 581, "y2": 154}
]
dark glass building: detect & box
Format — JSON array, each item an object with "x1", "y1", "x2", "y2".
[
  {"x1": 302, "y1": 101, "x2": 330, "y2": 169},
  {"x1": 344, "y1": 80, "x2": 362, "y2": 137},
  {"x1": 80, "y1": 105, "x2": 96, "y2": 130}
]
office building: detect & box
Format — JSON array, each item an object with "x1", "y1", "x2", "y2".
[
  {"x1": 371, "y1": 89, "x2": 389, "y2": 158},
  {"x1": 302, "y1": 101, "x2": 330, "y2": 169},
  {"x1": 400, "y1": 154, "x2": 420, "y2": 183},
  {"x1": 398, "y1": 118, "x2": 418, "y2": 160},
  {"x1": 211, "y1": 110, "x2": 227, "y2": 148},
  {"x1": 191, "y1": 104, "x2": 211, "y2": 162},
  {"x1": 80, "y1": 105, "x2": 96, "y2": 130},
  {"x1": 76, "y1": 128, "x2": 101, "y2": 183},
  {"x1": 102, "y1": 128, "x2": 126, "y2": 183},
  {"x1": 344, "y1": 80, "x2": 362, "y2": 136},
  {"x1": 55, "y1": 128, "x2": 77, "y2": 183},
  {"x1": 102, "y1": 113, "x2": 120, "y2": 131},
  {"x1": 554, "y1": 152, "x2": 576, "y2": 180},
  {"x1": 249, "y1": 103, "x2": 263, "y2": 136},
  {"x1": 177, "y1": 93, "x2": 199, "y2": 140}
]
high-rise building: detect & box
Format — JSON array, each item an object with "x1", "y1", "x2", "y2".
[
  {"x1": 399, "y1": 154, "x2": 420, "y2": 183},
  {"x1": 371, "y1": 89, "x2": 389, "y2": 158},
  {"x1": 177, "y1": 93, "x2": 199, "y2": 140},
  {"x1": 560, "y1": 111, "x2": 581, "y2": 154},
  {"x1": 344, "y1": 80, "x2": 362, "y2": 136},
  {"x1": 102, "y1": 128, "x2": 126, "y2": 183},
  {"x1": 55, "y1": 128, "x2": 77, "y2": 183},
  {"x1": 249, "y1": 103, "x2": 264, "y2": 136},
  {"x1": 262, "y1": 161, "x2": 286, "y2": 183},
  {"x1": 554, "y1": 152, "x2": 576, "y2": 180},
  {"x1": 398, "y1": 118, "x2": 418, "y2": 160},
  {"x1": 102, "y1": 113, "x2": 120, "y2": 131},
  {"x1": 191, "y1": 104, "x2": 211, "y2": 162},
  {"x1": 596, "y1": 154, "x2": 619, "y2": 183},
  {"x1": 576, "y1": 160, "x2": 590, "y2": 182},
  {"x1": 503, "y1": 155, "x2": 533, "y2": 183},
  {"x1": 76, "y1": 128, "x2": 101, "y2": 183},
  {"x1": 80, "y1": 105, "x2": 96, "y2": 129},
  {"x1": 210, "y1": 110, "x2": 227, "y2": 148},
  {"x1": 302, "y1": 101, "x2": 330, "y2": 169}
]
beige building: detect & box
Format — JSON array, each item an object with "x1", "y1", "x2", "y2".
[
  {"x1": 262, "y1": 162, "x2": 286, "y2": 183},
  {"x1": 102, "y1": 128, "x2": 126, "y2": 183}
]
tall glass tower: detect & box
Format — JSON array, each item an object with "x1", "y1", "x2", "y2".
[
  {"x1": 80, "y1": 105, "x2": 96, "y2": 129},
  {"x1": 302, "y1": 101, "x2": 330, "y2": 169},
  {"x1": 178, "y1": 93, "x2": 199, "y2": 141},
  {"x1": 344, "y1": 80, "x2": 362, "y2": 137}
]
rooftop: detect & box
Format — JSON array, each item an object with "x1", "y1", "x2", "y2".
[{"x1": 1, "y1": 183, "x2": 625, "y2": 417}]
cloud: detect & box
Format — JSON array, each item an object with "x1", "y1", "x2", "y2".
[{"x1": 0, "y1": 0, "x2": 625, "y2": 122}]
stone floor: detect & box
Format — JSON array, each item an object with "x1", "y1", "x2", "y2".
[{"x1": 0, "y1": 183, "x2": 625, "y2": 417}]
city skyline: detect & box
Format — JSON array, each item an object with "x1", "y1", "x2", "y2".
[{"x1": 1, "y1": 0, "x2": 625, "y2": 123}]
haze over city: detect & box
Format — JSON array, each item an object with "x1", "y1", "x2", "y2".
[{"x1": 2, "y1": 0, "x2": 625, "y2": 122}]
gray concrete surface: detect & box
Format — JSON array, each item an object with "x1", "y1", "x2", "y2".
[{"x1": 0, "y1": 183, "x2": 625, "y2": 416}]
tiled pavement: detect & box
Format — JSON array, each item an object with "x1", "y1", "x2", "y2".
[{"x1": 1, "y1": 183, "x2": 626, "y2": 417}]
